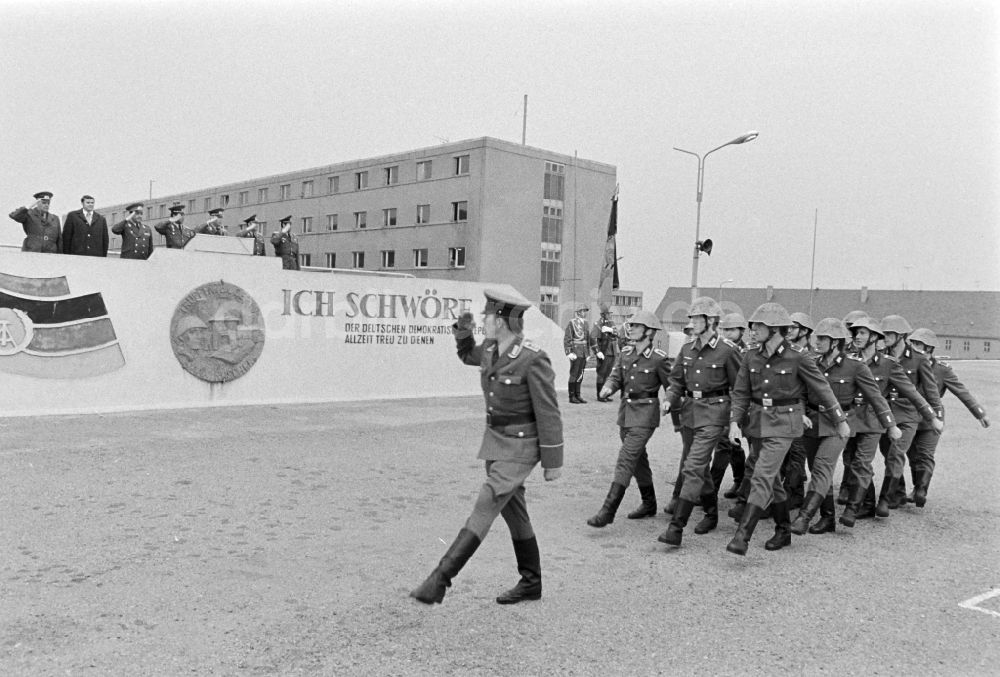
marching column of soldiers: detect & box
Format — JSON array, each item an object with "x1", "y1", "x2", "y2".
[{"x1": 8, "y1": 192, "x2": 303, "y2": 269}]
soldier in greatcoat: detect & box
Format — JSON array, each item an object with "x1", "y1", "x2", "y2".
[
  {"x1": 155, "y1": 204, "x2": 195, "y2": 249},
  {"x1": 9, "y1": 191, "x2": 61, "y2": 253},
  {"x1": 238, "y1": 214, "x2": 266, "y2": 256},
  {"x1": 111, "y1": 203, "x2": 154, "y2": 260},
  {"x1": 270, "y1": 215, "x2": 300, "y2": 270}
]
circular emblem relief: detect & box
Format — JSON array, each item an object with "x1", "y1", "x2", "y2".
[
  {"x1": 170, "y1": 282, "x2": 265, "y2": 383},
  {"x1": 0, "y1": 307, "x2": 34, "y2": 356}
]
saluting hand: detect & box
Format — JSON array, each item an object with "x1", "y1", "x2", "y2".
[
  {"x1": 452, "y1": 311, "x2": 475, "y2": 335},
  {"x1": 543, "y1": 467, "x2": 562, "y2": 481}
]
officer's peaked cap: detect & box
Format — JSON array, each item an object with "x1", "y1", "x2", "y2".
[
  {"x1": 126, "y1": 202, "x2": 144, "y2": 211},
  {"x1": 34, "y1": 191, "x2": 53, "y2": 199},
  {"x1": 243, "y1": 214, "x2": 257, "y2": 224},
  {"x1": 169, "y1": 204, "x2": 185, "y2": 214},
  {"x1": 279, "y1": 215, "x2": 292, "y2": 223},
  {"x1": 483, "y1": 288, "x2": 532, "y2": 319},
  {"x1": 208, "y1": 208, "x2": 224, "y2": 216}
]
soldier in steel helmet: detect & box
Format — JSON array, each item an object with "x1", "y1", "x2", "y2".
[
  {"x1": 725, "y1": 302, "x2": 849, "y2": 556},
  {"x1": 656, "y1": 296, "x2": 742, "y2": 547},
  {"x1": 411, "y1": 289, "x2": 563, "y2": 606},
  {"x1": 586, "y1": 310, "x2": 672, "y2": 527},
  {"x1": 836, "y1": 311, "x2": 870, "y2": 505},
  {"x1": 781, "y1": 311, "x2": 816, "y2": 512},
  {"x1": 591, "y1": 303, "x2": 620, "y2": 402},
  {"x1": 790, "y1": 318, "x2": 902, "y2": 535},
  {"x1": 716, "y1": 312, "x2": 750, "y2": 500},
  {"x1": 839, "y1": 317, "x2": 942, "y2": 525},
  {"x1": 903, "y1": 328, "x2": 989, "y2": 507},
  {"x1": 564, "y1": 304, "x2": 598, "y2": 404}
]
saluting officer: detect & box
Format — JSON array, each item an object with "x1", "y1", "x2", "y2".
[
  {"x1": 238, "y1": 214, "x2": 267, "y2": 256},
  {"x1": 904, "y1": 328, "x2": 989, "y2": 507},
  {"x1": 725, "y1": 303, "x2": 849, "y2": 556},
  {"x1": 270, "y1": 215, "x2": 300, "y2": 270},
  {"x1": 9, "y1": 191, "x2": 61, "y2": 253},
  {"x1": 198, "y1": 208, "x2": 226, "y2": 235},
  {"x1": 658, "y1": 296, "x2": 742, "y2": 546},
  {"x1": 586, "y1": 310, "x2": 671, "y2": 527},
  {"x1": 591, "y1": 303, "x2": 619, "y2": 402},
  {"x1": 411, "y1": 289, "x2": 563, "y2": 606},
  {"x1": 564, "y1": 304, "x2": 597, "y2": 403},
  {"x1": 111, "y1": 203, "x2": 154, "y2": 260},
  {"x1": 155, "y1": 204, "x2": 195, "y2": 249}
]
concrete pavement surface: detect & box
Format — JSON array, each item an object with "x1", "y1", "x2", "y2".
[{"x1": 2, "y1": 362, "x2": 998, "y2": 676}]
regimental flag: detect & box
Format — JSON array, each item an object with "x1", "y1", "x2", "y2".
[
  {"x1": 597, "y1": 187, "x2": 620, "y2": 308},
  {"x1": 0, "y1": 272, "x2": 125, "y2": 379}
]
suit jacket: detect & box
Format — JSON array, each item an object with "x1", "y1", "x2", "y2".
[
  {"x1": 62, "y1": 209, "x2": 109, "y2": 257},
  {"x1": 9, "y1": 206, "x2": 61, "y2": 253}
]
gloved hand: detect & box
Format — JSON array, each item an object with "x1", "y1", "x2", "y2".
[
  {"x1": 931, "y1": 418, "x2": 944, "y2": 434},
  {"x1": 568, "y1": 353, "x2": 577, "y2": 361},
  {"x1": 836, "y1": 421, "x2": 851, "y2": 440},
  {"x1": 452, "y1": 311, "x2": 475, "y2": 338},
  {"x1": 596, "y1": 351, "x2": 605, "y2": 360},
  {"x1": 599, "y1": 387, "x2": 613, "y2": 400},
  {"x1": 729, "y1": 422, "x2": 742, "y2": 444},
  {"x1": 544, "y1": 467, "x2": 562, "y2": 481},
  {"x1": 802, "y1": 415, "x2": 813, "y2": 429},
  {"x1": 981, "y1": 416, "x2": 991, "y2": 428},
  {"x1": 887, "y1": 425, "x2": 902, "y2": 440},
  {"x1": 601, "y1": 326, "x2": 615, "y2": 334}
]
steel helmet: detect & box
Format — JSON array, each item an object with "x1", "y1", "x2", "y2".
[
  {"x1": 789, "y1": 312, "x2": 815, "y2": 331},
  {"x1": 687, "y1": 296, "x2": 723, "y2": 318},
  {"x1": 850, "y1": 316, "x2": 884, "y2": 337},
  {"x1": 814, "y1": 317, "x2": 848, "y2": 340},
  {"x1": 720, "y1": 312, "x2": 748, "y2": 330},
  {"x1": 843, "y1": 310, "x2": 868, "y2": 326},
  {"x1": 749, "y1": 302, "x2": 792, "y2": 327},
  {"x1": 627, "y1": 310, "x2": 662, "y2": 330},
  {"x1": 881, "y1": 314, "x2": 913, "y2": 335},
  {"x1": 909, "y1": 327, "x2": 939, "y2": 348}
]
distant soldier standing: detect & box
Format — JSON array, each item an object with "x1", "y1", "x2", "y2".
[
  {"x1": 270, "y1": 215, "x2": 300, "y2": 270},
  {"x1": 155, "y1": 204, "x2": 195, "y2": 249},
  {"x1": 564, "y1": 304, "x2": 597, "y2": 404},
  {"x1": 410, "y1": 289, "x2": 563, "y2": 606},
  {"x1": 9, "y1": 191, "x2": 61, "y2": 253},
  {"x1": 591, "y1": 303, "x2": 619, "y2": 401},
  {"x1": 111, "y1": 203, "x2": 154, "y2": 260},
  {"x1": 586, "y1": 311, "x2": 671, "y2": 527},
  {"x1": 238, "y1": 214, "x2": 267, "y2": 256}
]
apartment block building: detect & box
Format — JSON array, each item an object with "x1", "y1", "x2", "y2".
[{"x1": 102, "y1": 137, "x2": 617, "y2": 324}]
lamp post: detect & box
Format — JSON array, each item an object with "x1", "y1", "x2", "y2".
[{"x1": 674, "y1": 131, "x2": 758, "y2": 303}]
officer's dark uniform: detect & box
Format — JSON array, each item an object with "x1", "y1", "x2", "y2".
[
  {"x1": 155, "y1": 206, "x2": 195, "y2": 249},
  {"x1": 271, "y1": 217, "x2": 300, "y2": 270},
  {"x1": 591, "y1": 311, "x2": 619, "y2": 401},
  {"x1": 410, "y1": 289, "x2": 563, "y2": 606},
  {"x1": 111, "y1": 206, "x2": 154, "y2": 260},
  {"x1": 238, "y1": 215, "x2": 267, "y2": 256},
  {"x1": 9, "y1": 192, "x2": 61, "y2": 253},
  {"x1": 563, "y1": 307, "x2": 595, "y2": 403}
]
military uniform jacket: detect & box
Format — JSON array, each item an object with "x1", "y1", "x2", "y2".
[
  {"x1": 664, "y1": 333, "x2": 742, "y2": 429},
  {"x1": 9, "y1": 206, "x2": 61, "y2": 253},
  {"x1": 456, "y1": 333, "x2": 564, "y2": 469},
  {"x1": 155, "y1": 220, "x2": 196, "y2": 249},
  {"x1": 731, "y1": 339, "x2": 846, "y2": 439},
  {"x1": 916, "y1": 357, "x2": 987, "y2": 430},
  {"x1": 62, "y1": 209, "x2": 108, "y2": 256},
  {"x1": 111, "y1": 220, "x2": 154, "y2": 260},
  {"x1": 239, "y1": 229, "x2": 266, "y2": 256},
  {"x1": 591, "y1": 319, "x2": 620, "y2": 359},
  {"x1": 604, "y1": 344, "x2": 672, "y2": 428},
  {"x1": 853, "y1": 350, "x2": 937, "y2": 433},
  {"x1": 198, "y1": 222, "x2": 224, "y2": 236},
  {"x1": 271, "y1": 231, "x2": 300, "y2": 270},
  {"x1": 807, "y1": 351, "x2": 895, "y2": 437},
  {"x1": 887, "y1": 347, "x2": 943, "y2": 425},
  {"x1": 563, "y1": 318, "x2": 595, "y2": 358}
]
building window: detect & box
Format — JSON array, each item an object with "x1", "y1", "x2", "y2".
[
  {"x1": 963, "y1": 340, "x2": 970, "y2": 352},
  {"x1": 381, "y1": 250, "x2": 395, "y2": 268},
  {"x1": 416, "y1": 204, "x2": 430, "y2": 224},
  {"x1": 352, "y1": 251, "x2": 365, "y2": 268},
  {"x1": 301, "y1": 216, "x2": 313, "y2": 234},
  {"x1": 328, "y1": 175, "x2": 340, "y2": 194},
  {"x1": 448, "y1": 247, "x2": 466, "y2": 268},
  {"x1": 382, "y1": 208, "x2": 397, "y2": 227},
  {"x1": 326, "y1": 214, "x2": 338, "y2": 231},
  {"x1": 413, "y1": 248, "x2": 428, "y2": 268},
  {"x1": 257, "y1": 187, "x2": 268, "y2": 203},
  {"x1": 238, "y1": 191, "x2": 249, "y2": 206},
  {"x1": 355, "y1": 171, "x2": 368, "y2": 190},
  {"x1": 280, "y1": 184, "x2": 291, "y2": 200},
  {"x1": 544, "y1": 162, "x2": 566, "y2": 201},
  {"x1": 541, "y1": 245, "x2": 561, "y2": 262},
  {"x1": 540, "y1": 291, "x2": 559, "y2": 323},
  {"x1": 454, "y1": 155, "x2": 470, "y2": 175},
  {"x1": 258, "y1": 221, "x2": 267, "y2": 236},
  {"x1": 354, "y1": 211, "x2": 367, "y2": 229},
  {"x1": 187, "y1": 199, "x2": 196, "y2": 212},
  {"x1": 220, "y1": 194, "x2": 231, "y2": 207},
  {"x1": 203, "y1": 197, "x2": 212, "y2": 211},
  {"x1": 302, "y1": 180, "x2": 314, "y2": 198},
  {"x1": 158, "y1": 204, "x2": 166, "y2": 218},
  {"x1": 452, "y1": 201, "x2": 468, "y2": 222},
  {"x1": 944, "y1": 339, "x2": 952, "y2": 351},
  {"x1": 542, "y1": 205, "x2": 563, "y2": 244},
  {"x1": 416, "y1": 160, "x2": 432, "y2": 180},
  {"x1": 326, "y1": 252, "x2": 336, "y2": 268},
  {"x1": 384, "y1": 166, "x2": 398, "y2": 185},
  {"x1": 985, "y1": 341, "x2": 992, "y2": 353},
  {"x1": 300, "y1": 253, "x2": 311, "y2": 267},
  {"x1": 540, "y1": 260, "x2": 561, "y2": 288}
]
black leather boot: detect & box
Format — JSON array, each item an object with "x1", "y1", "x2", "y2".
[
  {"x1": 913, "y1": 470, "x2": 932, "y2": 507},
  {"x1": 693, "y1": 493, "x2": 719, "y2": 534},
  {"x1": 723, "y1": 480, "x2": 742, "y2": 499},
  {"x1": 836, "y1": 473, "x2": 853, "y2": 505},
  {"x1": 587, "y1": 483, "x2": 627, "y2": 527},
  {"x1": 567, "y1": 383, "x2": 576, "y2": 404},
  {"x1": 726, "y1": 503, "x2": 764, "y2": 556},
  {"x1": 790, "y1": 491, "x2": 823, "y2": 535},
  {"x1": 496, "y1": 536, "x2": 542, "y2": 604},
  {"x1": 889, "y1": 474, "x2": 906, "y2": 509},
  {"x1": 411, "y1": 528, "x2": 482, "y2": 604},
  {"x1": 765, "y1": 501, "x2": 792, "y2": 551},
  {"x1": 728, "y1": 476, "x2": 751, "y2": 520},
  {"x1": 574, "y1": 383, "x2": 587, "y2": 404},
  {"x1": 808, "y1": 494, "x2": 837, "y2": 534},
  {"x1": 627, "y1": 484, "x2": 657, "y2": 519},
  {"x1": 839, "y1": 483, "x2": 868, "y2": 527},
  {"x1": 876, "y1": 476, "x2": 898, "y2": 518},
  {"x1": 856, "y1": 481, "x2": 877, "y2": 519},
  {"x1": 657, "y1": 498, "x2": 695, "y2": 546}
]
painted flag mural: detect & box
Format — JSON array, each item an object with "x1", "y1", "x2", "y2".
[
  {"x1": 597, "y1": 188, "x2": 620, "y2": 308},
  {"x1": 0, "y1": 271, "x2": 125, "y2": 378}
]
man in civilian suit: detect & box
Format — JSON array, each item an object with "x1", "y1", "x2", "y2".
[{"x1": 62, "y1": 195, "x2": 109, "y2": 257}]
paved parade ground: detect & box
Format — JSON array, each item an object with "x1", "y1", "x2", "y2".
[{"x1": 2, "y1": 362, "x2": 998, "y2": 676}]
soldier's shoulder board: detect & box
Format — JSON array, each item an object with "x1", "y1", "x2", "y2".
[
  {"x1": 846, "y1": 353, "x2": 864, "y2": 362},
  {"x1": 789, "y1": 343, "x2": 805, "y2": 353},
  {"x1": 882, "y1": 353, "x2": 899, "y2": 363},
  {"x1": 521, "y1": 339, "x2": 540, "y2": 352},
  {"x1": 721, "y1": 337, "x2": 738, "y2": 348},
  {"x1": 653, "y1": 348, "x2": 668, "y2": 358},
  {"x1": 936, "y1": 358, "x2": 951, "y2": 368},
  {"x1": 622, "y1": 345, "x2": 635, "y2": 354}
]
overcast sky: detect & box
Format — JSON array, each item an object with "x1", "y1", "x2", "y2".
[{"x1": 2, "y1": 0, "x2": 997, "y2": 301}]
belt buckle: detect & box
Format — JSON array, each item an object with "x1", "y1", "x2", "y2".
[
  {"x1": 762, "y1": 397, "x2": 773, "y2": 407},
  {"x1": 692, "y1": 390, "x2": 703, "y2": 399}
]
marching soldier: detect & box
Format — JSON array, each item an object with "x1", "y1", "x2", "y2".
[
  {"x1": 411, "y1": 289, "x2": 563, "y2": 606},
  {"x1": 9, "y1": 191, "x2": 61, "y2": 253},
  {"x1": 270, "y1": 215, "x2": 300, "y2": 270},
  {"x1": 198, "y1": 208, "x2": 226, "y2": 235},
  {"x1": 238, "y1": 214, "x2": 267, "y2": 256},
  {"x1": 111, "y1": 203, "x2": 154, "y2": 260},
  {"x1": 587, "y1": 311, "x2": 671, "y2": 527},
  {"x1": 563, "y1": 304, "x2": 597, "y2": 404},
  {"x1": 781, "y1": 312, "x2": 815, "y2": 511},
  {"x1": 725, "y1": 303, "x2": 849, "y2": 556},
  {"x1": 837, "y1": 309, "x2": 871, "y2": 505},
  {"x1": 717, "y1": 313, "x2": 749, "y2": 499},
  {"x1": 904, "y1": 328, "x2": 989, "y2": 507},
  {"x1": 155, "y1": 204, "x2": 195, "y2": 249},
  {"x1": 657, "y1": 296, "x2": 742, "y2": 546},
  {"x1": 591, "y1": 303, "x2": 619, "y2": 401}
]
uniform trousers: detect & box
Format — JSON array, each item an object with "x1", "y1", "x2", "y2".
[
  {"x1": 878, "y1": 420, "x2": 919, "y2": 479},
  {"x1": 677, "y1": 425, "x2": 725, "y2": 503},
  {"x1": 465, "y1": 459, "x2": 536, "y2": 541},
  {"x1": 612, "y1": 426, "x2": 656, "y2": 487},
  {"x1": 747, "y1": 436, "x2": 792, "y2": 509},
  {"x1": 907, "y1": 430, "x2": 940, "y2": 477},
  {"x1": 568, "y1": 354, "x2": 586, "y2": 384},
  {"x1": 595, "y1": 356, "x2": 615, "y2": 394},
  {"x1": 782, "y1": 436, "x2": 808, "y2": 500},
  {"x1": 846, "y1": 432, "x2": 883, "y2": 492},
  {"x1": 801, "y1": 435, "x2": 846, "y2": 498}
]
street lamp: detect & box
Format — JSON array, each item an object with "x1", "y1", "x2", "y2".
[
  {"x1": 674, "y1": 131, "x2": 758, "y2": 303},
  {"x1": 718, "y1": 278, "x2": 734, "y2": 303}
]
